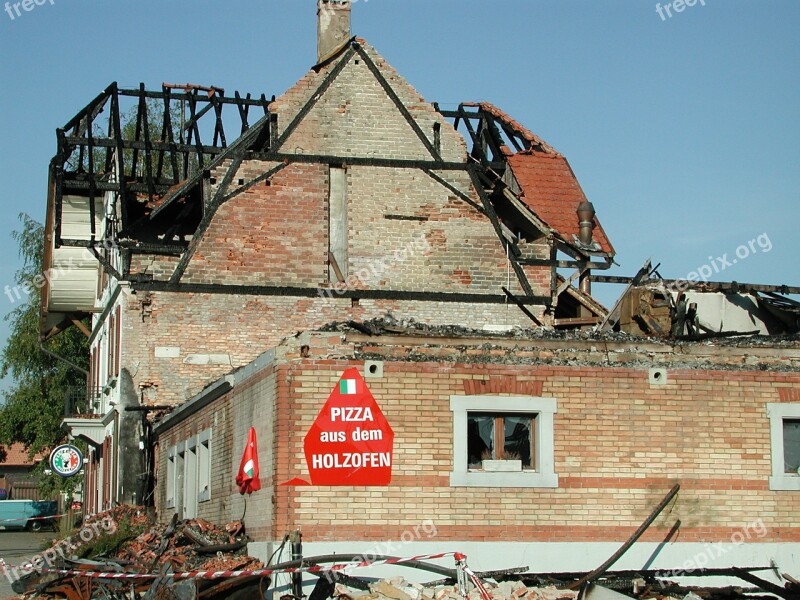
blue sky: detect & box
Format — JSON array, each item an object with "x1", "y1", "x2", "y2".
[{"x1": 0, "y1": 1, "x2": 798, "y2": 392}]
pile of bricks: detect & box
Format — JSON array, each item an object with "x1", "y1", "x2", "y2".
[
  {"x1": 335, "y1": 578, "x2": 578, "y2": 600},
  {"x1": 116, "y1": 516, "x2": 259, "y2": 573},
  {"x1": 14, "y1": 509, "x2": 263, "y2": 599}
]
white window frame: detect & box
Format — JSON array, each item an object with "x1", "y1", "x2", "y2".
[
  {"x1": 450, "y1": 395, "x2": 558, "y2": 488},
  {"x1": 183, "y1": 437, "x2": 198, "y2": 519},
  {"x1": 198, "y1": 429, "x2": 212, "y2": 503},
  {"x1": 767, "y1": 403, "x2": 800, "y2": 491},
  {"x1": 166, "y1": 445, "x2": 176, "y2": 509},
  {"x1": 175, "y1": 442, "x2": 185, "y2": 518}
]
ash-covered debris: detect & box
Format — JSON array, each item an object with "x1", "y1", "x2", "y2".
[
  {"x1": 319, "y1": 315, "x2": 800, "y2": 348},
  {"x1": 322, "y1": 316, "x2": 800, "y2": 372}
]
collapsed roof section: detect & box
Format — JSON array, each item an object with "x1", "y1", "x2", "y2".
[
  {"x1": 436, "y1": 102, "x2": 615, "y2": 262},
  {"x1": 597, "y1": 260, "x2": 800, "y2": 339},
  {"x1": 41, "y1": 82, "x2": 274, "y2": 337},
  {"x1": 40, "y1": 40, "x2": 619, "y2": 339}
]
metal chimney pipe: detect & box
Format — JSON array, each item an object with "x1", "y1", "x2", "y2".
[{"x1": 576, "y1": 200, "x2": 596, "y2": 247}]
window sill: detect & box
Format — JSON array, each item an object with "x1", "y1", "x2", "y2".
[
  {"x1": 769, "y1": 475, "x2": 800, "y2": 491},
  {"x1": 198, "y1": 491, "x2": 211, "y2": 503},
  {"x1": 480, "y1": 459, "x2": 523, "y2": 472},
  {"x1": 450, "y1": 471, "x2": 558, "y2": 488}
]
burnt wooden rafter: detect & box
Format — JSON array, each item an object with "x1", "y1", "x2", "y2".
[
  {"x1": 133, "y1": 280, "x2": 550, "y2": 306},
  {"x1": 51, "y1": 67, "x2": 619, "y2": 306},
  {"x1": 467, "y1": 165, "x2": 535, "y2": 298},
  {"x1": 147, "y1": 112, "x2": 272, "y2": 220},
  {"x1": 271, "y1": 44, "x2": 357, "y2": 152},
  {"x1": 167, "y1": 155, "x2": 245, "y2": 285},
  {"x1": 422, "y1": 169, "x2": 484, "y2": 214},
  {"x1": 439, "y1": 104, "x2": 549, "y2": 166},
  {"x1": 52, "y1": 81, "x2": 273, "y2": 244},
  {"x1": 221, "y1": 162, "x2": 290, "y2": 203},
  {"x1": 439, "y1": 106, "x2": 511, "y2": 169}
]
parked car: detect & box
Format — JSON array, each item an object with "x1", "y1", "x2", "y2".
[{"x1": 0, "y1": 499, "x2": 58, "y2": 532}]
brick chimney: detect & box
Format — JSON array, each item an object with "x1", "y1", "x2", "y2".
[{"x1": 318, "y1": 0, "x2": 351, "y2": 64}]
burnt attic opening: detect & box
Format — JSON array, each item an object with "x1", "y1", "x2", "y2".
[{"x1": 51, "y1": 82, "x2": 273, "y2": 252}]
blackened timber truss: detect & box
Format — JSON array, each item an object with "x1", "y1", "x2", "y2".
[
  {"x1": 47, "y1": 40, "x2": 613, "y2": 339},
  {"x1": 52, "y1": 81, "x2": 272, "y2": 247}
]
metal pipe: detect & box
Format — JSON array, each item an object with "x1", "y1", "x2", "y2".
[
  {"x1": 576, "y1": 200, "x2": 595, "y2": 247},
  {"x1": 291, "y1": 529, "x2": 303, "y2": 598},
  {"x1": 579, "y1": 269, "x2": 592, "y2": 295}
]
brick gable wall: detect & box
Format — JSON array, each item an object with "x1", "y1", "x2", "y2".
[{"x1": 116, "y1": 42, "x2": 551, "y2": 406}]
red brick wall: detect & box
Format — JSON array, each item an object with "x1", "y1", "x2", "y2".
[
  {"x1": 269, "y1": 358, "x2": 800, "y2": 544},
  {"x1": 156, "y1": 360, "x2": 278, "y2": 538},
  {"x1": 183, "y1": 162, "x2": 329, "y2": 286},
  {"x1": 155, "y1": 329, "x2": 800, "y2": 545}
]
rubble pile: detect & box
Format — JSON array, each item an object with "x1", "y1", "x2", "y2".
[
  {"x1": 335, "y1": 578, "x2": 578, "y2": 600},
  {"x1": 116, "y1": 515, "x2": 260, "y2": 573},
  {"x1": 12, "y1": 507, "x2": 263, "y2": 599},
  {"x1": 56, "y1": 506, "x2": 259, "y2": 573}
]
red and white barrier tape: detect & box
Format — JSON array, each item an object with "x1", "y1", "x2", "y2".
[
  {"x1": 4, "y1": 552, "x2": 466, "y2": 581},
  {"x1": 0, "y1": 513, "x2": 63, "y2": 524}
]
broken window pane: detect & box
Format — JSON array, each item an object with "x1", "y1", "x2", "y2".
[
  {"x1": 784, "y1": 419, "x2": 800, "y2": 474},
  {"x1": 504, "y1": 415, "x2": 533, "y2": 468},
  {"x1": 467, "y1": 414, "x2": 494, "y2": 466},
  {"x1": 467, "y1": 413, "x2": 535, "y2": 469}
]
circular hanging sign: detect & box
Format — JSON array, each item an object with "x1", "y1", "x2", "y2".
[{"x1": 49, "y1": 445, "x2": 84, "y2": 478}]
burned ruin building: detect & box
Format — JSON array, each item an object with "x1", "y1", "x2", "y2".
[{"x1": 39, "y1": 0, "x2": 798, "y2": 591}]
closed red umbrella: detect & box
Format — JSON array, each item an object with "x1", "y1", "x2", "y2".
[{"x1": 236, "y1": 427, "x2": 261, "y2": 494}]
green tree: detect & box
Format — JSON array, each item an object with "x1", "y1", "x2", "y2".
[{"x1": 0, "y1": 214, "x2": 89, "y2": 494}]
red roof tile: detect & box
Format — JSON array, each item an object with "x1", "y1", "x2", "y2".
[
  {"x1": 0, "y1": 443, "x2": 44, "y2": 467},
  {"x1": 506, "y1": 152, "x2": 614, "y2": 255}
]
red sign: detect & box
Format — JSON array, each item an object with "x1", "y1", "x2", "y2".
[{"x1": 303, "y1": 368, "x2": 394, "y2": 486}]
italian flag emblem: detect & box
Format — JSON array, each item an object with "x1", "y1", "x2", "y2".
[{"x1": 340, "y1": 379, "x2": 357, "y2": 395}]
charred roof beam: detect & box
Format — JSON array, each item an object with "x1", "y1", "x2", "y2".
[{"x1": 53, "y1": 82, "x2": 273, "y2": 238}]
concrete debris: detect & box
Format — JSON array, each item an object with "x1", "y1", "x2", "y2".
[
  {"x1": 333, "y1": 578, "x2": 577, "y2": 600},
  {"x1": 320, "y1": 315, "x2": 800, "y2": 348}
]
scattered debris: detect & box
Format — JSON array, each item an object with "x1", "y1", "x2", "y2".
[
  {"x1": 335, "y1": 578, "x2": 578, "y2": 600},
  {"x1": 10, "y1": 506, "x2": 264, "y2": 600},
  {"x1": 5, "y1": 502, "x2": 797, "y2": 600}
]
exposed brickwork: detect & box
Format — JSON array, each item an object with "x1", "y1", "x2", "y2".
[
  {"x1": 183, "y1": 162, "x2": 328, "y2": 286},
  {"x1": 778, "y1": 387, "x2": 800, "y2": 402},
  {"x1": 118, "y1": 291, "x2": 537, "y2": 405},
  {"x1": 271, "y1": 43, "x2": 465, "y2": 163},
  {"x1": 155, "y1": 361, "x2": 278, "y2": 539},
  {"x1": 154, "y1": 332, "x2": 800, "y2": 547},
  {"x1": 104, "y1": 41, "x2": 557, "y2": 406},
  {"x1": 462, "y1": 377, "x2": 543, "y2": 396}
]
